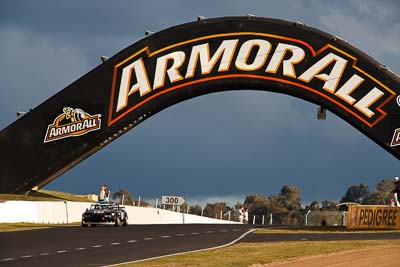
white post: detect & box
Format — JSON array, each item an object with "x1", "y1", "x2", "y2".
[
  {"x1": 220, "y1": 210, "x2": 223, "y2": 220},
  {"x1": 262, "y1": 215, "x2": 265, "y2": 225},
  {"x1": 228, "y1": 211, "x2": 231, "y2": 221},
  {"x1": 187, "y1": 205, "x2": 189, "y2": 214},
  {"x1": 201, "y1": 208, "x2": 204, "y2": 216},
  {"x1": 252, "y1": 215, "x2": 255, "y2": 225},
  {"x1": 156, "y1": 198, "x2": 158, "y2": 208},
  {"x1": 305, "y1": 210, "x2": 311, "y2": 226},
  {"x1": 64, "y1": 201, "x2": 69, "y2": 224},
  {"x1": 138, "y1": 196, "x2": 141, "y2": 207},
  {"x1": 121, "y1": 194, "x2": 125, "y2": 205},
  {"x1": 269, "y1": 213, "x2": 273, "y2": 225},
  {"x1": 163, "y1": 204, "x2": 165, "y2": 210}
]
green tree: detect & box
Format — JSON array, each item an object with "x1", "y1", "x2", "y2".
[
  {"x1": 375, "y1": 178, "x2": 395, "y2": 204},
  {"x1": 320, "y1": 200, "x2": 338, "y2": 211},
  {"x1": 244, "y1": 194, "x2": 270, "y2": 223},
  {"x1": 112, "y1": 189, "x2": 133, "y2": 205},
  {"x1": 278, "y1": 185, "x2": 303, "y2": 225},
  {"x1": 340, "y1": 183, "x2": 370, "y2": 204},
  {"x1": 266, "y1": 185, "x2": 303, "y2": 225},
  {"x1": 189, "y1": 204, "x2": 202, "y2": 216},
  {"x1": 304, "y1": 200, "x2": 320, "y2": 211},
  {"x1": 202, "y1": 202, "x2": 230, "y2": 219},
  {"x1": 363, "y1": 178, "x2": 394, "y2": 205},
  {"x1": 181, "y1": 203, "x2": 189, "y2": 213},
  {"x1": 279, "y1": 185, "x2": 301, "y2": 210}
]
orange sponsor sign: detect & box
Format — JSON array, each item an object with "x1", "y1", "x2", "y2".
[{"x1": 347, "y1": 205, "x2": 400, "y2": 229}]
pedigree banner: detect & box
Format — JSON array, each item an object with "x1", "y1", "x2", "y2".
[
  {"x1": 347, "y1": 205, "x2": 400, "y2": 229},
  {"x1": 1, "y1": 17, "x2": 400, "y2": 194}
]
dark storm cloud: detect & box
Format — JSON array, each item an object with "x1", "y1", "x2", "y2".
[{"x1": 0, "y1": 0, "x2": 399, "y2": 205}]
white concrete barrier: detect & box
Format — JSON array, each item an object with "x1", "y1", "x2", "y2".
[
  {"x1": 0, "y1": 201, "x2": 240, "y2": 224},
  {"x1": 124, "y1": 206, "x2": 239, "y2": 224},
  {"x1": 0, "y1": 201, "x2": 92, "y2": 224},
  {"x1": 0, "y1": 201, "x2": 38, "y2": 223}
]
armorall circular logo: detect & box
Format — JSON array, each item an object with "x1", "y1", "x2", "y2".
[{"x1": 44, "y1": 107, "x2": 101, "y2": 143}]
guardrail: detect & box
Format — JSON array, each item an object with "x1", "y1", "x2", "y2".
[{"x1": 0, "y1": 201, "x2": 240, "y2": 225}]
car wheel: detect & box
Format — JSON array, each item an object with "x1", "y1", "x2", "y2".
[
  {"x1": 114, "y1": 217, "x2": 120, "y2": 227},
  {"x1": 123, "y1": 218, "x2": 128, "y2": 226},
  {"x1": 91, "y1": 224, "x2": 96, "y2": 227},
  {"x1": 81, "y1": 221, "x2": 88, "y2": 227}
]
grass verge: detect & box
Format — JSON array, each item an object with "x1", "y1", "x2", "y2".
[
  {"x1": 120, "y1": 240, "x2": 400, "y2": 267},
  {"x1": 0, "y1": 189, "x2": 93, "y2": 202},
  {"x1": 0, "y1": 222, "x2": 79, "y2": 232},
  {"x1": 255, "y1": 226, "x2": 400, "y2": 234}
]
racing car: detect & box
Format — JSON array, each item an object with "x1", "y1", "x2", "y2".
[{"x1": 81, "y1": 203, "x2": 128, "y2": 227}]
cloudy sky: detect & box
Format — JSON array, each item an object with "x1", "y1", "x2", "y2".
[{"x1": 0, "y1": 0, "x2": 399, "y2": 206}]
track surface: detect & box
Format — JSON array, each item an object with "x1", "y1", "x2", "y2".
[
  {"x1": 1, "y1": 225, "x2": 400, "y2": 267},
  {"x1": 241, "y1": 231, "x2": 400, "y2": 242},
  {"x1": 0, "y1": 224, "x2": 252, "y2": 267}
]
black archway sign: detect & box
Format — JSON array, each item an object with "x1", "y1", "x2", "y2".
[{"x1": 1, "y1": 16, "x2": 399, "y2": 194}]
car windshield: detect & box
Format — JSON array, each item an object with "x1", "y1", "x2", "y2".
[{"x1": 90, "y1": 204, "x2": 119, "y2": 210}]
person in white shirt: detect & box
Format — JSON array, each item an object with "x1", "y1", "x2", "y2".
[
  {"x1": 244, "y1": 208, "x2": 249, "y2": 224},
  {"x1": 393, "y1": 177, "x2": 400, "y2": 207},
  {"x1": 104, "y1": 185, "x2": 110, "y2": 203},
  {"x1": 239, "y1": 207, "x2": 245, "y2": 223},
  {"x1": 99, "y1": 185, "x2": 105, "y2": 203}
]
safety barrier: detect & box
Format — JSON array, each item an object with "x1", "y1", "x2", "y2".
[
  {"x1": 304, "y1": 211, "x2": 347, "y2": 226},
  {"x1": 347, "y1": 205, "x2": 400, "y2": 229},
  {"x1": 0, "y1": 201, "x2": 239, "y2": 224}
]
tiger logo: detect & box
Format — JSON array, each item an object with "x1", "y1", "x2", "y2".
[{"x1": 44, "y1": 107, "x2": 101, "y2": 143}]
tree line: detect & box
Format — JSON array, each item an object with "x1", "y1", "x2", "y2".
[{"x1": 111, "y1": 178, "x2": 396, "y2": 225}]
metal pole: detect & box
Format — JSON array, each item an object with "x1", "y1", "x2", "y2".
[
  {"x1": 269, "y1": 213, "x2": 273, "y2": 225},
  {"x1": 305, "y1": 210, "x2": 311, "y2": 226},
  {"x1": 252, "y1": 215, "x2": 255, "y2": 225},
  {"x1": 187, "y1": 205, "x2": 189, "y2": 214},
  {"x1": 262, "y1": 215, "x2": 265, "y2": 225},
  {"x1": 156, "y1": 198, "x2": 158, "y2": 208},
  {"x1": 122, "y1": 194, "x2": 125, "y2": 205},
  {"x1": 138, "y1": 196, "x2": 141, "y2": 207},
  {"x1": 64, "y1": 201, "x2": 69, "y2": 224}
]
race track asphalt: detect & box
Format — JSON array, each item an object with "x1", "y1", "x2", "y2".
[
  {"x1": 0, "y1": 224, "x2": 252, "y2": 267},
  {"x1": 1, "y1": 224, "x2": 400, "y2": 267},
  {"x1": 241, "y1": 229, "x2": 400, "y2": 242}
]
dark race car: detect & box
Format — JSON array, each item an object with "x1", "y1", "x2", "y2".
[{"x1": 81, "y1": 203, "x2": 128, "y2": 227}]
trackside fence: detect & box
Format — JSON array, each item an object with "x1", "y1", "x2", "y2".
[{"x1": 305, "y1": 211, "x2": 347, "y2": 226}]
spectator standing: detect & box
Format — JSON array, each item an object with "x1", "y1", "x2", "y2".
[
  {"x1": 239, "y1": 207, "x2": 245, "y2": 223},
  {"x1": 244, "y1": 208, "x2": 249, "y2": 224},
  {"x1": 321, "y1": 216, "x2": 327, "y2": 226},
  {"x1": 104, "y1": 185, "x2": 110, "y2": 203},
  {"x1": 393, "y1": 177, "x2": 400, "y2": 207},
  {"x1": 99, "y1": 185, "x2": 105, "y2": 203}
]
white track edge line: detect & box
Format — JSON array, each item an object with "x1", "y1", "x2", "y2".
[{"x1": 103, "y1": 228, "x2": 256, "y2": 267}]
